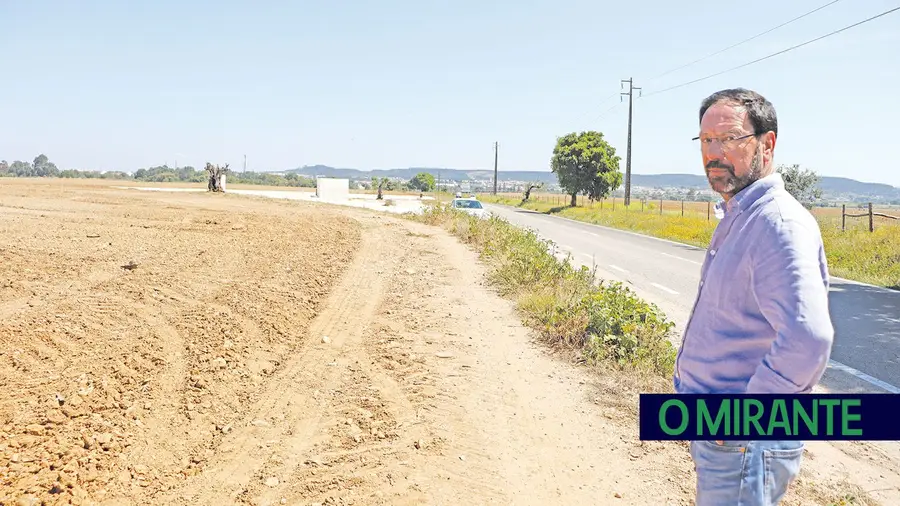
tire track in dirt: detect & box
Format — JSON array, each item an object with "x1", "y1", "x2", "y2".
[
  {"x1": 159, "y1": 222, "x2": 397, "y2": 505},
  {"x1": 264, "y1": 220, "x2": 510, "y2": 506},
  {"x1": 0, "y1": 268, "x2": 122, "y2": 321},
  {"x1": 108, "y1": 305, "x2": 189, "y2": 469},
  {"x1": 0, "y1": 184, "x2": 365, "y2": 505}
]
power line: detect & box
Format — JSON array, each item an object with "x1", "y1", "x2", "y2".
[
  {"x1": 576, "y1": 2, "x2": 841, "y2": 125},
  {"x1": 647, "y1": 0, "x2": 844, "y2": 82},
  {"x1": 596, "y1": 90, "x2": 620, "y2": 106},
  {"x1": 594, "y1": 102, "x2": 622, "y2": 121},
  {"x1": 642, "y1": 5, "x2": 900, "y2": 98},
  {"x1": 571, "y1": 90, "x2": 621, "y2": 124}
]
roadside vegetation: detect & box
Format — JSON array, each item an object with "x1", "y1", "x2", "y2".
[
  {"x1": 477, "y1": 193, "x2": 900, "y2": 290},
  {"x1": 480, "y1": 193, "x2": 715, "y2": 247},
  {"x1": 409, "y1": 202, "x2": 677, "y2": 382},
  {"x1": 410, "y1": 202, "x2": 882, "y2": 506}
]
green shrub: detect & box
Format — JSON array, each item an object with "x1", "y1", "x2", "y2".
[{"x1": 578, "y1": 282, "x2": 676, "y2": 375}]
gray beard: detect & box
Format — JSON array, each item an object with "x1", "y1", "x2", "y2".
[{"x1": 708, "y1": 148, "x2": 763, "y2": 197}]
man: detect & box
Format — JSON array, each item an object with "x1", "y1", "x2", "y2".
[{"x1": 674, "y1": 88, "x2": 834, "y2": 505}]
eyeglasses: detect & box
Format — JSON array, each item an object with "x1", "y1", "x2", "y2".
[{"x1": 692, "y1": 133, "x2": 757, "y2": 150}]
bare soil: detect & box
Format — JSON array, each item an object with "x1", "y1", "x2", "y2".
[{"x1": 1, "y1": 179, "x2": 898, "y2": 505}]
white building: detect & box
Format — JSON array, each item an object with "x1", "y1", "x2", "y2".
[{"x1": 316, "y1": 177, "x2": 350, "y2": 200}]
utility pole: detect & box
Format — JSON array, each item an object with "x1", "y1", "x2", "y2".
[
  {"x1": 243, "y1": 154, "x2": 247, "y2": 173},
  {"x1": 493, "y1": 141, "x2": 499, "y2": 195},
  {"x1": 620, "y1": 78, "x2": 641, "y2": 206}
]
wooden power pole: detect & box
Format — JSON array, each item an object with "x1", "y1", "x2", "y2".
[
  {"x1": 621, "y1": 78, "x2": 641, "y2": 206},
  {"x1": 493, "y1": 141, "x2": 499, "y2": 195}
]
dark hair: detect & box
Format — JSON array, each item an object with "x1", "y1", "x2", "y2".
[{"x1": 699, "y1": 88, "x2": 777, "y2": 137}]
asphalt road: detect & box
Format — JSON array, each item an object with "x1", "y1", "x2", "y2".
[{"x1": 485, "y1": 203, "x2": 900, "y2": 394}]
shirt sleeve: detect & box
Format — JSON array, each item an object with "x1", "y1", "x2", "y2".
[{"x1": 745, "y1": 214, "x2": 835, "y2": 394}]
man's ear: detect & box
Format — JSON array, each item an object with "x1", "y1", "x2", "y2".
[{"x1": 763, "y1": 131, "x2": 776, "y2": 165}]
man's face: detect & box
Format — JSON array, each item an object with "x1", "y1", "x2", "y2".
[{"x1": 698, "y1": 101, "x2": 772, "y2": 199}]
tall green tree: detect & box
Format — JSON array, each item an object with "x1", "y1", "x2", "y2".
[
  {"x1": 407, "y1": 172, "x2": 435, "y2": 192},
  {"x1": 32, "y1": 154, "x2": 59, "y2": 177},
  {"x1": 777, "y1": 164, "x2": 822, "y2": 208},
  {"x1": 9, "y1": 160, "x2": 33, "y2": 177},
  {"x1": 550, "y1": 131, "x2": 622, "y2": 206}
]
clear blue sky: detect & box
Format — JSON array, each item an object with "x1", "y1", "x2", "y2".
[{"x1": 2, "y1": 0, "x2": 898, "y2": 186}]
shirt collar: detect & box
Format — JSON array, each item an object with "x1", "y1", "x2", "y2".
[{"x1": 714, "y1": 172, "x2": 783, "y2": 218}]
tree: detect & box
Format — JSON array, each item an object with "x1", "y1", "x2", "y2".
[
  {"x1": 550, "y1": 131, "x2": 622, "y2": 206},
  {"x1": 372, "y1": 177, "x2": 389, "y2": 200},
  {"x1": 522, "y1": 182, "x2": 542, "y2": 203},
  {"x1": 9, "y1": 160, "x2": 33, "y2": 177},
  {"x1": 777, "y1": 164, "x2": 822, "y2": 208},
  {"x1": 205, "y1": 162, "x2": 229, "y2": 192},
  {"x1": 33, "y1": 154, "x2": 59, "y2": 177},
  {"x1": 407, "y1": 172, "x2": 435, "y2": 192}
]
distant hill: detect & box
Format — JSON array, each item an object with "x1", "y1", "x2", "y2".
[
  {"x1": 628, "y1": 173, "x2": 900, "y2": 202},
  {"x1": 285, "y1": 165, "x2": 900, "y2": 202},
  {"x1": 816, "y1": 176, "x2": 900, "y2": 197},
  {"x1": 629, "y1": 174, "x2": 708, "y2": 188},
  {"x1": 286, "y1": 165, "x2": 559, "y2": 184}
]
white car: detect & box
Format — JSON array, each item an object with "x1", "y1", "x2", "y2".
[{"x1": 450, "y1": 197, "x2": 490, "y2": 219}]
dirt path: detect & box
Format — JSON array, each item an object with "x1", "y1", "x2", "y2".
[
  {"x1": 157, "y1": 208, "x2": 900, "y2": 506},
  {"x1": 1, "y1": 180, "x2": 898, "y2": 505},
  {"x1": 150, "y1": 209, "x2": 691, "y2": 506}
]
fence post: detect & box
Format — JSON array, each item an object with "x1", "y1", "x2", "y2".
[
  {"x1": 641, "y1": 200, "x2": 644, "y2": 212},
  {"x1": 842, "y1": 204, "x2": 846, "y2": 231},
  {"x1": 707, "y1": 201, "x2": 711, "y2": 220},
  {"x1": 660, "y1": 199, "x2": 663, "y2": 215},
  {"x1": 681, "y1": 200, "x2": 685, "y2": 216},
  {"x1": 869, "y1": 202, "x2": 874, "y2": 232}
]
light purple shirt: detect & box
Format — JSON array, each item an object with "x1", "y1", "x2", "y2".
[{"x1": 673, "y1": 173, "x2": 835, "y2": 394}]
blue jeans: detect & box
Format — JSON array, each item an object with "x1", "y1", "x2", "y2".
[{"x1": 690, "y1": 440, "x2": 805, "y2": 505}]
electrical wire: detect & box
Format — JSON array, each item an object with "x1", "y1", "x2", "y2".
[
  {"x1": 641, "y1": 5, "x2": 900, "y2": 98},
  {"x1": 570, "y1": 90, "x2": 621, "y2": 124},
  {"x1": 646, "y1": 0, "x2": 845, "y2": 82},
  {"x1": 594, "y1": 102, "x2": 623, "y2": 122},
  {"x1": 576, "y1": 3, "x2": 843, "y2": 124}
]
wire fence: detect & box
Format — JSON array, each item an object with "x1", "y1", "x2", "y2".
[
  {"x1": 842, "y1": 203, "x2": 899, "y2": 232},
  {"x1": 505, "y1": 193, "x2": 899, "y2": 232}
]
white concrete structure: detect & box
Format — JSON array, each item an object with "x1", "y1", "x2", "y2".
[
  {"x1": 115, "y1": 186, "x2": 435, "y2": 215},
  {"x1": 316, "y1": 177, "x2": 349, "y2": 200},
  {"x1": 220, "y1": 174, "x2": 227, "y2": 192}
]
